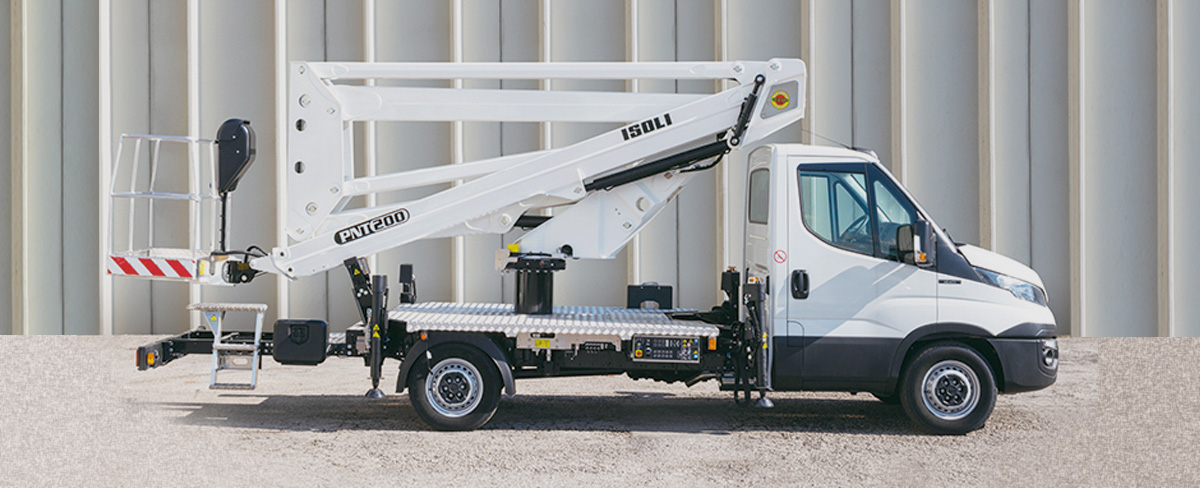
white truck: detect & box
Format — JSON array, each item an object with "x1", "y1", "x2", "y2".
[{"x1": 113, "y1": 59, "x2": 1057, "y2": 434}]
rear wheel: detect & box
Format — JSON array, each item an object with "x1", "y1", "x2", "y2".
[
  {"x1": 408, "y1": 344, "x2": 502, "y2": 431},
  {"x1": 899, "y1": 342, "x2": 996, "y2": 435}
]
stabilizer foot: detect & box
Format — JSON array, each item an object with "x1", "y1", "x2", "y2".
[
  {"x1": 754, "y1": 394, "x2": 774, "y2": 409},
  {"x1": 365, "y1": 388, "x2": 386, "y2": 399}
]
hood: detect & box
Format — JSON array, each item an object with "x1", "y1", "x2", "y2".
[{"x1": 956, "y1": 244, "x2": 1045, "y2": 289}]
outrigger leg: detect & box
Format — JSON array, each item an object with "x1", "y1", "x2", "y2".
[{"x1": 344, "y1": 257, "x2": 389, "y2": 399}]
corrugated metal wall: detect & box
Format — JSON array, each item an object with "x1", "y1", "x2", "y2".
[{"x1": 4, "y1": 0, "x2": 1197, "y2": 337}]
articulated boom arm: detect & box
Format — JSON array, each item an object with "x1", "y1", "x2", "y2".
[{"x1": 251, "y1": 59, "x2": 806, "y2": 279}]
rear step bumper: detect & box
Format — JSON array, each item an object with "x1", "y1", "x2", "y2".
[
  {"x1": 137, "y1": 330, "x2": 269, "y2": 370},
  {"x1": 136, "y1": 329, "x2": 360, "y2": 370}
]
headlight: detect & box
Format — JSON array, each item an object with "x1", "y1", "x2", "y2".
[{"x1": 974, "y1": 267, "x2": 1048, "y2": 307}]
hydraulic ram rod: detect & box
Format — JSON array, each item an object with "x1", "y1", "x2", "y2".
[
  {"x1": 585, "y1": 73, "x2": 767, "y2": 192},
  {"x1": 584, "y1": 140, "x2": 728, "y2": 192}
]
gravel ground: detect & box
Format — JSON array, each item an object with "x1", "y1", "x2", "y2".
[{"x1": 0, "y1": 336, "x2": 1197, "y2": 486}]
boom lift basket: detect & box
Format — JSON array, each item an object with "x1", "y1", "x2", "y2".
[{"x1": 106, "y1": 134, "x2": 223, "y2": 284}]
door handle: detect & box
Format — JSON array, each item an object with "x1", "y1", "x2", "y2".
[{"x1": 790, "y1": 269, "x2": 809, "y2": 299}]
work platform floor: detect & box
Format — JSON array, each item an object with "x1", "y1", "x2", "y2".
[{"x1": 0, "y1": 336, "x2": 1195, "y2": 486}]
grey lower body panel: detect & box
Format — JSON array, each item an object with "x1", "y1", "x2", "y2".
[
  {"x1": 771, "y1": 333, "x2": 1058, "y2": 396},
  {"x1": 987, "y1": 338, "x2": 1057, "y2": 393},
  {"x1": 388, "y1": 302, "x2": 718, "y2": 340},
  {"x1": 772, "y1": 336, "x2": 899, "y2": 393}
]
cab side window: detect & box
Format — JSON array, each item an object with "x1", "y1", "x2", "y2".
[
  {"x1": 748, "y1": 169, "x2": 770, "y2": 224},
  {"x1": 799, "y1": 169, "x2": 874, "y2": 256}
]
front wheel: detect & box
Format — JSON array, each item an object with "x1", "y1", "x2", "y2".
[
  {"x1": 899, "y1": 342, "x2": 997, "y2": 435},
  {"x1": 408, "y1": 344, "x2": 502, "y2": 431}
]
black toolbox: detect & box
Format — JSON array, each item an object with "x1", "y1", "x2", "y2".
[{"x1": 273, "y1": 319, "x2": 328, "y2": 365}]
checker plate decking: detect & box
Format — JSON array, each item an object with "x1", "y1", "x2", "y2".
[{"x1": 387, "y1": 302, "x2": 717, "y2": 339}]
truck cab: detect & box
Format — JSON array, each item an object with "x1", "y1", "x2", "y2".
[{"x1": 746, "y1": 144, "x2": 1058, "y2": 434}]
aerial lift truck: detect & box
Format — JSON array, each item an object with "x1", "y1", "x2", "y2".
[{"x1": 112, "y1": 59, "x2": 1057, "y2": 434}]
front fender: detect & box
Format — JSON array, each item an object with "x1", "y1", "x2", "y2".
[
  {"x1": 880, "y1": 322, "x2": 995, "y2": 394},
  {"x1": 396, "y1": 332, "x2": 516, "y2": 397},
  {"x1": 883, "y1": 322, "x2": 1055, "y2": 394}
]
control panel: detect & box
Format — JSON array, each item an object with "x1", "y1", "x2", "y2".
[{"x1": 631, "y1": 336, "x2": 701, "y2": 363}]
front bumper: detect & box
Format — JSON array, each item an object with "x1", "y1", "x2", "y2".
[{"x1": 987, "y1": 337, "x2": 1058, "y2": 393}]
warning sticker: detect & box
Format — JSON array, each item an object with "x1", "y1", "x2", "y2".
[{"x1": 773, "y1": 250, "x2": 787, "y2": 264}]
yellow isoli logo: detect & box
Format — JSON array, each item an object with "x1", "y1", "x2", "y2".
[{"x1": 770, "y1": 90, "x2": 790, "y2": 110}]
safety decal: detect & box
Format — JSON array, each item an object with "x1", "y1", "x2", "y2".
[
  {"x1": 770, "y1": 91, "x2": 790, "y2": 110},
  {"x1": 773, "y1": 249, "x2": 787, "y2": 264}
]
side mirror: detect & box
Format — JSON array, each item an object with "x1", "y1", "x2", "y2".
[{"x1": 897, "y1": 220, "x2": 935, "y2": 268}]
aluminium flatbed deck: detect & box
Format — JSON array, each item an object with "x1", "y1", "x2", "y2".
[{"x1": 387, "y1": 302, "x2": 718, "y2": 339}]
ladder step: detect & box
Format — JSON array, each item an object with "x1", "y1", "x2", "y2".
[
  {"x1": 210, "y1": 383, "x2": 255, "y2": 391},
  {"x1": 213, "y1": 343, "x2": 257, "y2": 352},
  {"x1": 201, "y1": 302, "x2": 268, "y2": 391},
  {"x1": 216, "y1": 348, "x2": 257, "y2": 368},
  {"x1": 188, "y1": 302, "x2": 270, "y2": 313}
]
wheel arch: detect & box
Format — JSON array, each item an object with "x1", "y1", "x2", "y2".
[
  {"x1": 397, "y1": 332, "x2": 515, "y2": 397},
  {"x1": 883, "y1": 323, "x2": 1004, "y2": 396}
]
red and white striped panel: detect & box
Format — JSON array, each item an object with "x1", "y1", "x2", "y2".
[{"x1": 107, "y1": 255, "x2": 197, "y2": 279}]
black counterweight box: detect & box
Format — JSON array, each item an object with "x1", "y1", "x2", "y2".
[{"x1": 273, "y1": 319, "x2": 328, "y2": 365}]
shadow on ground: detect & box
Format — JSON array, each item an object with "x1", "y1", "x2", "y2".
[{"x1": 150, "y1": 391, "x2": 921, "y2": 435}]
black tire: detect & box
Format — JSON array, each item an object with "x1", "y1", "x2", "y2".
[
  {"x1": 898, "y1": 342, "x2": 997, "y2": 435},
  {"x1": 872, "y1": 392, "x2": 901, "y2": 405},
  {"x1": 407, "y1": 344, "x2": 502, "y2": 431}
]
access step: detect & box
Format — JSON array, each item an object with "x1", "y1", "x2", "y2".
[{"x1": 187, "y1": 302, "x2": 267, "y2": 390}]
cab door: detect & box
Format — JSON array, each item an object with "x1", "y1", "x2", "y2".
[{"x1": 774, "y1": 159, "x2": 937, "y2": 391}]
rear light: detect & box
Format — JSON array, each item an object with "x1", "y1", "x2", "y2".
[{"x1": 137, "y1": 344, "x2": 162, "y2": 370}]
